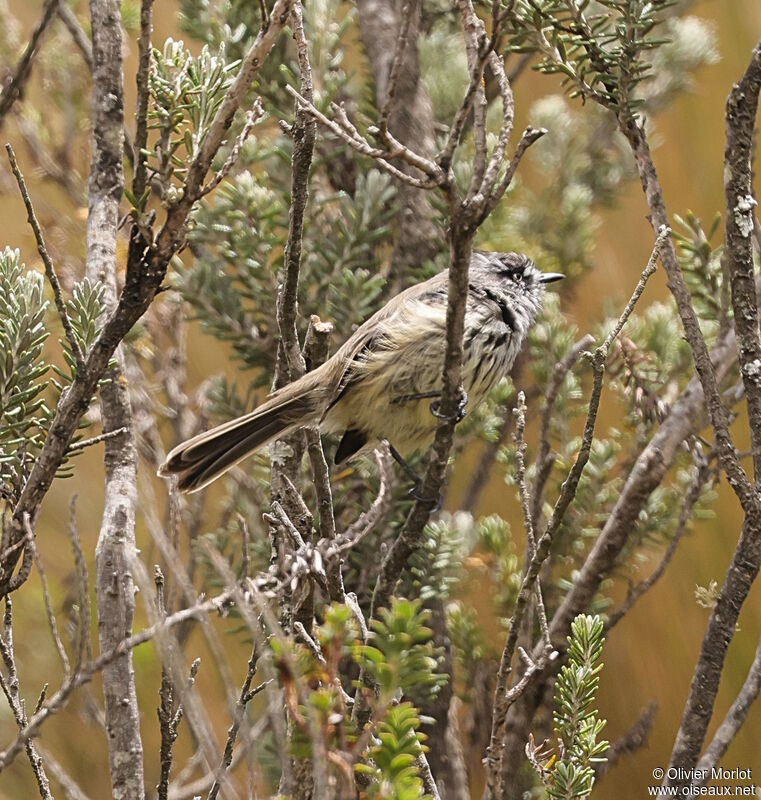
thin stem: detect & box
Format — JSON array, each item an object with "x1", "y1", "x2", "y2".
[
  {"x1": 6, "y1": 143, "x2": 85, "y2": 371},
  {"x1": 0, "y1": 0, "x2": 60, "y2": 122}
]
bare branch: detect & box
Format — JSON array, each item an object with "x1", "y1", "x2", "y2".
[
  {"x1": 200, "y1": 100, "x2": 264, "y2": 197},
  {"x1": 29, "y1": 533, "x2": 70, "y2": 678},
  {"x1": 486, "y1": 230, "x2": 663, "y2": 798},
  {"x1": 377, "y1": 1, "x2": 415, "y2": 136},
  {"x1": 0, "y1": 589, "x2": 235, "y2": 774},
  {"x1": 665, "y1": 38, "x2": 761, "y2": 784},
  {"x1": 0, "y1": 0, "x2": 60, "y2": 123},
  {"x1": 341, "y1": 446, "x2": 395, "y2": 549},
  {"x1": 287, "y1": 86, "x2": 442, "y2": 189},
  {"x1": 606, "y1": 452, "x2": 715, "y2": 632},
  {"x1": 132, "y1": 0, "x2": 155, "y2": 207},
  {"x1": 0, "y1": 0, "x2": 292, "y2": 597},
  {"x1": 207, "y1": 643, "x2": 266, "y2": 800},
  {"x1": 6, "y1": 143, "x2": 85, "y2": 371},
  {"x1": 86, "y1": 0, "x2": 145, "y2": 792},
  {"x1": 66, "y1": 427, "x2": 128, "y2": 453},
  {"x1": 0, "y1": 599, "x2": 53, "y2": 799},
  {"x1": 531, "y1": 334, "x2": 595, "y2": 529},
  {"x1": 694, "y1": 632, "x2": 761, "y2": 779}
]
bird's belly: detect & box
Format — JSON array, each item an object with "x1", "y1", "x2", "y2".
[{"x1": 324, "y1": 332, "x2": 516, "y2": 457}]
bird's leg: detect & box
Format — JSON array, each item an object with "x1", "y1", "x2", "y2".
[
  {"x1": 390, "y1": 390, "x2": 441, "y2": 405},
  {"x1": 430, "y1": 388, "x2": 468, "y2": 423},
  {"x1": 387, "y1": 442, "x2": 422, "y2": 488},
  {"x1": 387, "y1": 442, "x2": 442, "y2": 511}
]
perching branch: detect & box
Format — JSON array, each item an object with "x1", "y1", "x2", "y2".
[{"x1": 132, "y1": 0, "x2": 154, "y2": 208}]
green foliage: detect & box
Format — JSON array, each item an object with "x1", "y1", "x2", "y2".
[
  {"x1": 673, "y1": 211, "x2": 726, "y2": 339},
  {"x1": 408, "y1": 512, "x2": 471, "y2": 602},
  {"x1": 0, "y1": 249, "x2": 49, "y2": 491},
  {"x1": 355, "y1": 702, "x2": 432, "y2": 800},
  {"x1": 178, "y1": 0, "x2": 264, "y2": 59},
  {"x1": 503, "y1": 0, "x2": 675, "y2": 113},
  {"x1": 530, "y1": 614, "x2": 608, "y2": 800},
  {"x1": 53, "y1": 279, "x2": 107, "y2": 385},
  {"x1": 146, "y1": 38, "x2": 241, "y2": 199},
  {"x1": 357, "y1": 598, "x2": 445, "y2": 706},
  {"x1": 0, "y1": 252, "x2": 108, "y2": 495}
]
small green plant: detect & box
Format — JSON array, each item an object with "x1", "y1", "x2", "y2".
[
  {"x1": 355, "y1": 702, "x2": 432, "y2": 800},
  {"x1": 528, "y1": 614, "x2": 609, "y2": 800}
]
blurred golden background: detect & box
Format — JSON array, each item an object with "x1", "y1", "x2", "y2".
[{"x1": 1, "y1": 0, "x2": 761, "y2": 797}]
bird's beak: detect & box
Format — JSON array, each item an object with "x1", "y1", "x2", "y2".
[{"x1": 539, "y1": 272, "x2": 565, "y2": 284}]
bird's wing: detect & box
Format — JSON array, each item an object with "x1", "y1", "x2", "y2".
[{"x1": 321, "y1": 271, "x2": 449, "y2": 416}]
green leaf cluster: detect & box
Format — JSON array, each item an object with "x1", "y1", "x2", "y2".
[
  {"x1": 546, "y1": 614, "x2": 609, "y2": 800},
  {"x1": 355, "y1": 703, "x2": 432, "y2": 800}
]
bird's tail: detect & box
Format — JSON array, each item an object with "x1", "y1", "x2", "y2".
[{"x1": 158, "y1": 379, "x2": 323, "y2": 493}]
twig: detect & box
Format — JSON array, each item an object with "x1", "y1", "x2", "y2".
[
  {"x1": 485, "y1": 229, "x2": 663, "y2": 798},
  {"x1": 606, "y1": 453, "x2": 715, "y2": 632},
  {"x1": 0, "y1": 0, "x2": 293, "y2": 598},
  {"x1": 0, "y1": 0, "x2": 60, "y2": 123},
  {"x1": 203, "y1": 545, "x2": 328, "y2": 799},
  {"x1": 200, "y1": 100, "x2": 264, "y2": 197},
  {"x1": 341, "y1": 447, "x2": 394, "y2": 549},
  {"x1": 693, "y1": 632, "x2": 761, "y2": 780},
  {"x1": 621, "y1": 124, "x2": 754, "y2": 517},
  {"x1": 36, "y1": 743, "x2": 92, "y2": 800},
  {"x1": 0, "y1": 599, "x2": 53, "y2": 799},
  {"x1": 65, "y1": 497, "x2": 91, "y2": 670},
  {"x1": 157, "y1": 566, "x2": 192, "y2": 800},
  {"x1": 531, "y1": 334, "x2": 595, "y2": 530},
  {"x1": 513, "y1": 393, "x2": 550, "y2": 648},
  {"x1": 302, "y1": 316, "x2": 343, "y2": 599},
  {"x1": 0, "y1": 589, "x2": 235, "y2": 774},
  {"x1": 29, "y1": 528, "x2": 71, "y2": 678},
  {"x1": 665, "y1": 38, "x2": 761, "y2": 783},
  {"x1": 86, "y1": 0, "x2": 146, "y2": 790},
  {"x1": 55, "y1": 2, "x2": 135, "y2": 168},
  {"x1": 459, "y1": 0, "x2": 488, "y2": 200},
  {"x1": 377, "y1": 1, "x2": 414, "y2": 136},
  {"x1": 57, "y1": 4, "x2": 92, "y2": 68},
  {"x1": 286, "y1": 86, "x2": 442, "y2": 189},
  {"x1": 207, "y1": 643, "x2": 267, "y2": 800},
  {"x1": 482, "y1": 126, "x2": 547, "y2": 222},
  {"x1": 302, "y1": 318, "x2": 337, "y2": 536},
  {"x1": 132, "y1": 0, "x2": 155, "y2": 207},
  {"x1": 6, "y1": 143, "x2": 85, "y2": 371},
  {"x1": 66, "y1": 427, "x2": 128, "y2": 452}
]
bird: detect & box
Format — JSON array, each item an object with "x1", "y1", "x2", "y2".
[{"x1": 159, "y1": 251, "x2": 563, "y2": 493}]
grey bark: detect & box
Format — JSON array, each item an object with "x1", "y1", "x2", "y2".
[{"x1": 87, "y1": 0, "x2": 145, "y2": 797}]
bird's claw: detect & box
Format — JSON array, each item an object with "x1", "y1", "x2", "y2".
[
  {"x1": 407, "y1": 481, "x2": 443, "y2": 512},
  {"x1": 429, "y1": 390, "x2": 468, "y2": 423}
]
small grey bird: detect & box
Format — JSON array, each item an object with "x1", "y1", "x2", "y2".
[{"x1": 159, "y1": 251, "x2": 562, "y2": 492}]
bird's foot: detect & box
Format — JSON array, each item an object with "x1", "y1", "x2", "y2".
[
  {"x1": 407, "y1": 482, "x2": 443, "y2": 512},
  {"x1": 387, "y1": 441, "x2": 443, "y2": 511},
  {"x1": 430, "y1": 389, "x2": 468, "y2": 423}
]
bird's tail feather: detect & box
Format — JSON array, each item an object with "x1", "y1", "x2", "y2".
[{"x1": 159, "y1": 390, "x2": 319, "y2": 493}]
